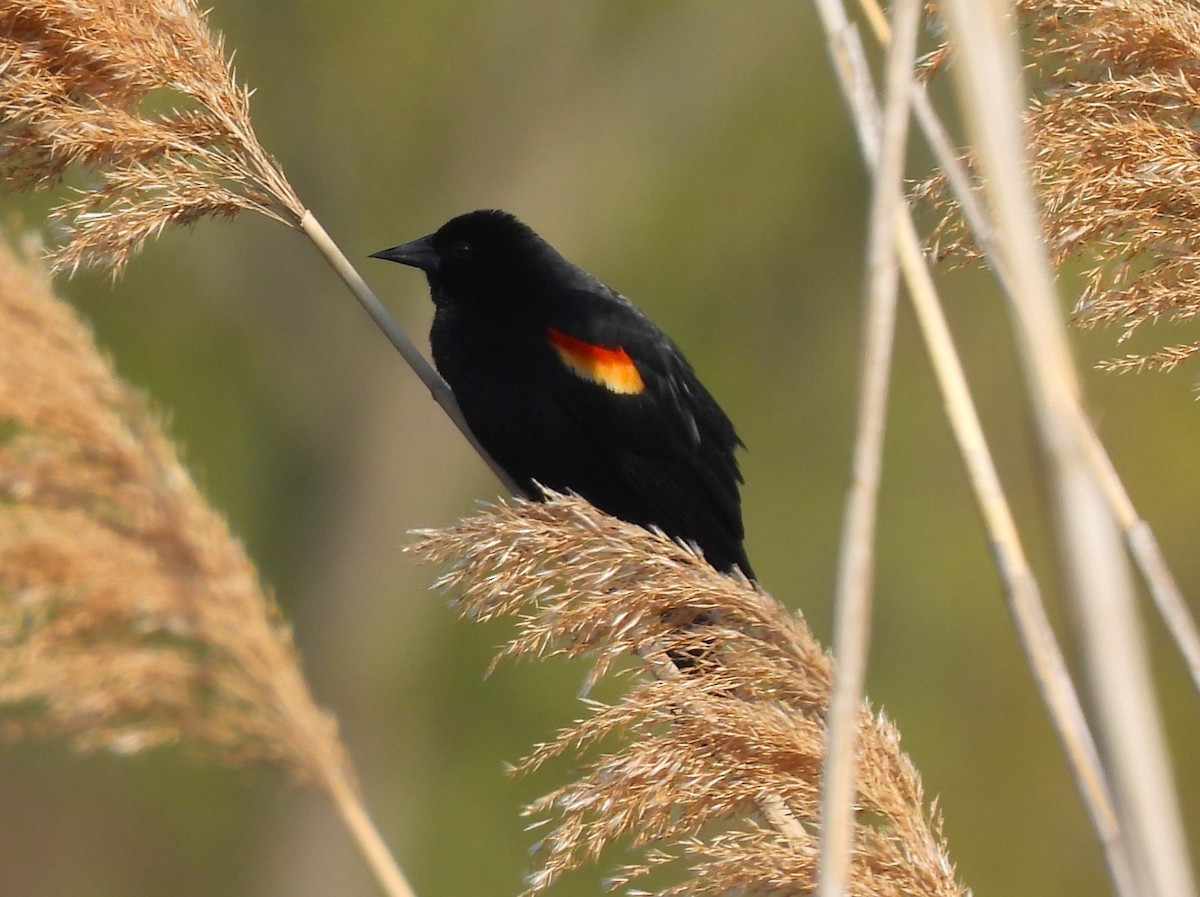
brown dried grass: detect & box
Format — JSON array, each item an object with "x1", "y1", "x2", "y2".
[
  {"x1": 411, "y1": 496, "x2": 967, "y2": 897},
  {"x1": 916, "y1": 0, "x2": 1200, "y2": 372},
  {"x1": 0, "y1": 234, "x2": 342, "y2": 783},
  {"x1": 0, "y1": 0, "x2": 303, "y2": 274},
  {"x1": 0, "y1": 0, "x2": 482, "y2": 485}
]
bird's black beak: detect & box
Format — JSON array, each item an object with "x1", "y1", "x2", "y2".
[{"x1": 370, "y1": 233, "x2": 440, "y2": 272}]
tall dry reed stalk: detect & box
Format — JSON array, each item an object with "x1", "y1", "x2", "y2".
[
  {"x1": 837, "y1": 0, "x2": 1200, "y2": 895},
  {"x1": 411, "y1": 494, "x2": 966, "y2": 897},
  {"x1": 812, "y1": 0, "x2": 1199, "y2": 893},
  {"x1": 817, "y1": 0, "x2": 921, "y2": 892}
]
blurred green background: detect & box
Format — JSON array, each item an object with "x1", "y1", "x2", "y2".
[{"x1": 2, "y1": 1, "x2": 1198, "y2": 895}]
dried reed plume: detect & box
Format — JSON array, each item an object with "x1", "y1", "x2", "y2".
[
  {"x1": 918, "y1": 0, "x2": 1200, "y2": 372},
  {"x1": 0, "y1": 0, "x2": 303, "y2": 274},
  {"x1": 0, "y1": 234, "x2": 336, "y2": 777},
  {"x1": 411, "y1": 495, "x2": 968, "y2": 897},
  {"x1": 0, "y1": 238, "x2": 414, "y2": 897}
]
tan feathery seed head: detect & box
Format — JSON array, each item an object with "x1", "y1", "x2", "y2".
[
  {"x1": 410, "y1": 495, "x2": 968, "y2": 897},
  {"x1": 1024, "y1": 0, "x2": 1200, "y2": 371},
  {"x1": 0, "y1": 0, "x2": 490, "y2": 505},
  {"x1": 0, "y1": 0, "x2": 304, "y2": 274},
  {"x1": 0, "y1": 235, "x2": 343, "y2": 784},
  {"x1": 917, "y1": 0, "x2": 1200, "y2": 372}
]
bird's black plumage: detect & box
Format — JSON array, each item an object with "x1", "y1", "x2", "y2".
[{"x1": 372, "y1": 210, "x2": 753, "y2": 578}]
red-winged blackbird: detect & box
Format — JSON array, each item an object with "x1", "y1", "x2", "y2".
[{"x1": 372, "y1": 210, "x2": 753, "y2": 579}]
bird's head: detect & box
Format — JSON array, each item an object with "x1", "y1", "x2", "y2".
[{"x1": 372, "y1": 209, "x2": 564, "y2": 308}]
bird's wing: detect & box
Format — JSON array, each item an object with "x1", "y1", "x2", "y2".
[{"x1": 543, "y1": 289, "x2": 748, "y2": 570}]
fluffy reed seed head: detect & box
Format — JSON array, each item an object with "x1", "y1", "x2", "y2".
[
  {"x1": 0, "y1": 235, "x2": 343, "y2": 784},
  {"x1": 0, "y1": 0, "x2": 304, "y2": 274},
  {"x1": 917, "y1": 0, "x2": 1200, "y2": 372},
  {"x1": 411, "y1": 496, "x2": 967, "y2": 897}
]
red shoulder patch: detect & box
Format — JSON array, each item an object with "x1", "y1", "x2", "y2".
[{"x1": 548, "y1": 327, "x2": 645, "y2": 395}]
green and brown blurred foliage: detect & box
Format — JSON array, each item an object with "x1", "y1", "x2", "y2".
[{"x1": 0, "y1": 2, "x2": 1196, "y2": 897}]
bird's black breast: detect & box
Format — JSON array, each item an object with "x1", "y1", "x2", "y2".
[{"x1": 430, "y1": 303, "x2": 598, "y2": 493}]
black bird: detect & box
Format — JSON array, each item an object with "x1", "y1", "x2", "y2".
[{"x1": 372, "y1": 210, "x2": 753, "y2": 579}]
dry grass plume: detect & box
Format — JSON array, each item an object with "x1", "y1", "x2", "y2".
[
  {"x1": 917, "y1": 0, "x2": 1200, "y2": 372},
  {"x1": 411, "y1": 495, "x2": 968, "y2": 897},
  {"x1": 0, "y1": 236, "x2": 415, "y2": 897},
  {"x1": 0, "y1": 0, "x2": 303, "y2": 274},
  {"x1": 0, "y1": 234, "x2": 342, "y2": 780}
]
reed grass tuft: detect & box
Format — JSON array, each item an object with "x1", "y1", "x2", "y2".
[
  {"x1": 916, "y1": 0, "x2": 1200, "y2": 372},
  {"x1": 0, "y1": 235, "x2": 343, "y2": 783},
  {"x1": 0, "y1": 0, "x2": 303, "y2": 275},
  {"x1": 411, "y1": 495, "x2": 967, "y2": 897}
]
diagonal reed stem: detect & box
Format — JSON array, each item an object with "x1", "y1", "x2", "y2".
[
  {"x1": 321, "y1": 763, "x2": 418, "y2": 897},
  {"x1": 297, "y1": 211, "x2": 526, "y2": 498},
  {"x1": 891, "y1": 210, "x2": 1135, "y2": 897},
  {"x1": 1077, "y1": 424, "x2": 1200, "y2": 694}
]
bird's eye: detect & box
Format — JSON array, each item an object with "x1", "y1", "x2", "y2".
[{"x1": 448, "y1": 240, "x2": 473, "y2": 259}]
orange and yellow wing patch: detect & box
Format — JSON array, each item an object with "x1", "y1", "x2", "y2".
[{"x1": 548, "y1": 327, "x2": 645, "y2": 395}]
